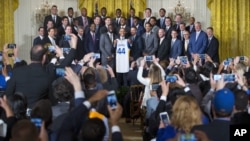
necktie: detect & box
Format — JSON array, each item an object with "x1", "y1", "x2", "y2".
[
  {"x1": 208, "y1": 38, "x2": 211, "y2": 45},
  {"x1": 84, "y1": 17, "x2": 88, "y2": 27},
  {"x1": 181, "y1": 31, "x2": 183, "y2": 40},
  {"x1": 176, "y1": 24, "x2": 179, "y2": 30},
  {"x1": 116, "y1": 18, "x2": 119, "y2": 25},
  {"x1": 185, "y1": 40, "x2": 189, "y2": 51},
  {"x1": 131, "y1": 17, "x2": 133, "y2": 27},
  {"x1": 196, "y1": 32, "x2": 199, "y2": 41},
  {"x1": 160, "y1": 18, "x2": 164, "y2": 28},
  {"x1": 190, "y1": 25, "x2": 193, "y2": 32},
  {"x1": 109, "y1": 33, "x2": 113, "y2": 42},
  {"x1": 92, "y1": 33, "x2": 95, "y2": 42},
  {"x1": 171, "y1": 40, "x2": 174, "y2": 47},
  {"x1": 69, "y1": 18, "x2": 72, "y2": 25},
  {"x1": 53, "y1": 15, "x2": 56, "y2": 23},
  {"x1": 146, "y1": 33, "x2": 149, "y2": 39}
]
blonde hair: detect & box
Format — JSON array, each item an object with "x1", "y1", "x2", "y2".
[
  {"x1": 171, "y1": 95, "x2": 202, "y2": 133},
  {"x1": 148, "y1": 64, "x2": 162, "y2": 84},
  {"x1": 96, "y1": 68, "x2": 108, "y2": 83},
  {"x1": 235, "y1": 62, "x2": 246, "y2": 77}
]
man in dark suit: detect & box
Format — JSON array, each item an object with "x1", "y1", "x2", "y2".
[
  {"x1": 127, "y1": 8, "x2": 137, "y2": 27},
  {"x1": 57, "y1": 16, "x2": 69, "y2": 39},
  {"x1": 188, "y1": 22, "x2": 208, "y2": 58},
  {"x1": 67, "y1": 7, "x2": 74, "y2": 26},
  {"x1": 205, "y1": 27, "x2": 219, "y2": 63},
  {"x1": 141, "y1": 8, "x2": 152, "y2": 29},
  {"x1": 33, "y1": 27, "x2": 44, "y2": 46},
  {"x1": 129, "y1": 27, "x2": 143, "y2": 61},
  {"x1": 172, "y1": 14, "x2": 182, "y2": 32},
  {"x1": 42, "y1": 27, "x2": 57, "y2": 46},
  {"x1": 165, "y1": 17, "x2": 174, "y2": 40},
  {"x1": 100, "y1": 17, "x2": 112, "y2": 34},
  {"x1": 142, "y1": 23, "x2": 158, "y2": 55},
  {"x1": 133, "y1": 17, "x2": 145, "y2": 36},
  {"x1": 75, "y1": 26, "x2": 85, "y2": 61},
  {"x1": 99, "y1": 24, "x2": 118, "y2": 69},
  {"x1": 192, "y1": 88, "x2": 234, "y2": 141},
  {"x1": 100, "y1": 7, "x2": 107, "y2": 26},
  {"x1": 84, "y1": 23, "x2": 100, "y2": 53},
  {"x1": 43, "y1": 5, "x2": 62, "y2": 29},
  {"x1": 157, "y1": 8, "x2": 166, "y2": 29},
  {"x1": 182, "y1": 30, "x2": 191, "y2": 58},
  {"x1": 169, "y1": 30, "x2": 182, "y2": 59},
  {"x1": 177, "y1": 22, "x2": 186, "y2": 41},
  {"x1": 186, "y1": 17, "x2": 196, "y2": 34},
  {"x1": 156, "y1": 29, "x2": 170, "y2": 61},
  {"x1": 112, "y1": 9, "x2": 122, "y2": 28},
  {"x1": 77, "y1": 7, "x2": 92, "y2": 29},
  {"x1": 59, "y1": 25, "x2": 72, "y2": 48},
  {"x1": 115, "y1": 17, "x2": 130, "y2": 38}
]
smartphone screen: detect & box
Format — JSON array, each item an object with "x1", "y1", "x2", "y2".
[
  {"x1": 165, "y1": 75, "x2": 177, "y2": 83},
  {"x1": 8, "y1": 44, "x2": 16, "y2": 49},
  {"x1": 179, "y1": 56, "x2": 188, "y2": 64},
  {"x1": 199, "y1": 54, "x2": 206, "y2": 59},
  {"x1": 64, "y1": 35, "x2": 71, "y2": 41},
  {"x1": 93, "y1": 53, "x2": 100, "y2": 59},
  {"x1": 213, "y1": 74, "x2": 222, "y2": 81},
  {"x1": 30, "y1": 118, "x2": 42, "y2": 133},
  {"x1": 145, "y1": 56, "x2": 153, "y2": 61},
  {"x1": 55, "y1": 67, "x2": 65, "y2": 77},
  {"x1": 48, "y1": 46, "x2": 55, "y2": 53},
  {"x1": 179, "y1": 133, "x2": 197, "y2": 141},
  {"x1": 107, "y1": 90, "x2": 117, "y2": 109},
  {"x1": 150, "y1": 83, "x2": 159, "y2": 91},
  {"x1": 224, "y1": 74, "x2": 235, "y2": 82},
  {"x1": 160, "y1": 112, "x2": 170, "y2": 125},
  {"x1": 62, "y1": 48, "x2": 71, "y2": 54},
  {"x1": 240, "y1": 56, "x2": 244, "y2": 61}
]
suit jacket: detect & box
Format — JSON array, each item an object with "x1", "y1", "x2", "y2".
[
  {"x1": 84, "y1": 31, "x2": 100, "y2": 53},
  {"x1": 156, "y1": 37, "x2": 171, "y2": 60},
  {"x1": 129, "y1": 35, "x2": 143, "y2": 60},
  {"x1": 57, "y1": 25, "x2": 66, "y2": 38},
  {"x1": 59, "y1": 36, "x2": 71, "y2": 48},
  {"x1": 181, "y1": 39, "x2": 191, "y2": 58},
  {"x1": 205, "y1": 36, "x2": 219, "y2": 63},
  {"x1": 165, "y1": 26, "x2": 174, "y2": 40},
  {"x1": 192, "y1": 119, "x2": 230, "y2": 141},
  {"x1": 76, "y1": 16, "x2": 92, "y2": 28},
  {"x1": 186, "y1": 24, "x2": 195, "y2": 33},
  {"x1": 42, "y1": 36, "x2": 57, "y2": 46},
  {"x1": 172, "y1": 23, "x2": 180, "y2": 32},
  {"x1": 33, "y1": 36, "x2": 43, "y2": 46},
  {"x1": 99, "y1": 32, "x2": 118, "y2": 68},
  {"x1": 157, "y1": 17, "x2": 166, "y2": 29},
  {"x1": 127, "y1": 16, "x2": 138, "y2": 27},
  {"x1": 43, "y1": 15, "x2": 62, "y2": 29},
  {"x1": 135, "y1": 24, "x2": 145, "y2": 36},
  {"x1": 188, "y1": 30, "x2": 208, "y2": 55},
  {"x1": 169, "y1": 39, "x2": 182, "y2": 59},
  {"x1": 100, "y1": 25, "x2": 108, "y2": 34},
  {"x1": 75, "y1": 35, "x2": 85, "y2": 61},
  {"x1": 142, "y1": 32, "x2": 159, "y2": 55},
  {"x1": 112, "y1": 17, "x2": 121, "y2": 28},
  {"x1": 5, "y1": 63, "x2": 51, "y2": 108}
]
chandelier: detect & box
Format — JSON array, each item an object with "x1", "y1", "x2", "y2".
[
  {"x1": 168, "y1": 0, "x2": 191, "y2": 23},
  {"x1": 35, "y1": 0, "x2": 51, "y2": 25}
]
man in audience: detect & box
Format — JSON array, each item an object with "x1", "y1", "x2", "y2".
[
  {"x1": 77, "y1": 7, "x2": 92, "y2": 29},
  {"x1": 44, "y1": 5, "x2": 61, "y2": 29},
  {"x1": 188, "y1": 22, "x2": 208, "y2": 58},
  {"x1": 113, "y1": 8, "x2": 122, "y2": 28},
  {"x1": 169, "y1": 30, "x2": 182, "y2": 59},
  {"x1": 156, "y1": 29, "x2": 170, "y2": 61},
  {"x1": 127, "y1": 8, "x2": 138, "y2": 27},
  {"x1": 33, "y1": 27, "x2": 44, "y2": 46},
  {"x1": 205, "y1": 27, "x2": 219, "y2": 63},
  {"x1": 186, "y1": 17, "x2": 196, "y2": 33},
  {"x1": 142, "y1": 8, "x2": 152, "y2": 28},
  {"x1": 99, "y1": 24, "x2": 118, "y2": 69},
  {"x1": 142, "y1": 23, "x2": 158, "y2": 55},
  {"x1": 157, "y1": 8, "x2": 166, "y2": 29},
  {"x1": 67, "y1": 7, "x2": 74, "y2": 26},
  {"x1": 84, "y1": 23, "x2": 100, "y2": 54},
  {"x1": 165, "y1": 17, "x2": 174, "y2": 40},
  {"x1": 129, "y1": 26, "x2": 143, "y2": 61}
]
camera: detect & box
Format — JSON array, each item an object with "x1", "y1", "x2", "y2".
[
  {"x1": 159, "y1": 112, "x2": 170, "y2": 125},
  {"x1": 145, "y1": 56, "x2": 153, "y2": 61},
  {"x1": 63, "y1": 35, "x2": 71, "y2": 41},
  {"x1": 213, "y1": 74, "x2": 222, "y2": 81},
  {"x1": 55, "y1": 67, "x2": 65, "y2": 77},
  {"x1": 48, "y1": 46, "x2": 56, "y2": 53},
  {"x1": 199, "y1": 54, "x2": 206, "y2": 60},
  {"x1": 165, "y1": 75, "x2": 177, "y2": 83},
  {"x1": 223, "y1": 74, "x2": 235, "y2": 82},
  {"x1": 149, "y1": 83, "x2": 160, "y2": 91},
  {"x1": 93, "y1": 53, "x2": 100, "y2": 59},
  {"x1": 62, "y1": 48, "x2": 71, "y2": 54},
  {"x1": 7, "y1": 44, "x2": 16, "y2": 49},
  {"x1": 179, "y1": 56, "x2": 188, "y2": 64},
  {"x1": 107, "y1": 90, "x2": 117, "y2": 109}
]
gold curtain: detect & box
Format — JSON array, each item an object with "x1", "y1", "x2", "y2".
[
  {"x1": 207, "y1": 0, "x2": 250, "y2": 61},
  {"x1": 78, "y1": 0, "x2": 146, "y2": 18},
  {"x1": 0, "y1": 0, "x2": 19, "y2": 48}
]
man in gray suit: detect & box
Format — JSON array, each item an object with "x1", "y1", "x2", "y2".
[
  {"x1": 99, "y1": 24, "x2": 118, "y2": 69},
  {"x1": 142, "y1": 23, "x2": 158, "y2": 55}
]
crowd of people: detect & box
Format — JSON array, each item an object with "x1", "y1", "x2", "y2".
[{"x1": 0, "y1": 4, "x2": 249, "y2": 141}]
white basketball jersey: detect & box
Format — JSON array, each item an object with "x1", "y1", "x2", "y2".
[{"x1": 116, "y1": 39, "x2": 130, "y2": 73}]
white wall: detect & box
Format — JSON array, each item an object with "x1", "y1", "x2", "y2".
[{"x1": 14, "y1": 0, "x2": 210, "y2": 62}]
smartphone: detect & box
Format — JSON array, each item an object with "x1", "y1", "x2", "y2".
[
  {"x1": 0, "y1": 63, "x2": 3, "y2": 70},
  {"x1": 223, "y1": 74, "x2": 235, "y2": 82},
  {"x1": 224, "y1": 58, "x2": 233, "y2": 66},
  {"x1": 7, "y1": 44, "x2": 16, "y2": 49},
  {"x1": 199, "y1": 54, "x2": 206, "y2": 60},
  {"x1": 62, "y1": 48, "x2": 71, "y2": 54},
  {"x1": 213, "y1": 74, "x2": 222, "y2": 81},
  {"x1": 93, "y1": 53, "x2": 100, "y2": 59},
  {"x1": 240, "y1": 56, "x2": 245, "y2": 61},
  {"x1": 30, "y1": 118, "x2": 42, "y2": 133},
  {"x1": 179, "y1": 133, "x2": 197, "y2": 141},
  {"x1": 63, "y1": 35, "x2": 71, "y2": 41},
  {"x1": 48, "y1": 45, "x2": 55, "y2": 53},
  {"x1": 159, "y1": 112, "x2": 170, "y2": 125},
  {"x1": 55, "y1": 67, "x2": 65, "y2": 77},
  {"x1": 165, "y1": 75, "x2": 177, "y2": 83},
  {"x1": 107, "y1": 90, "x2": 118, "y2": 109},
  {"x1": 102, "y1": 65, "x2": 107, "y2": 69},
  {"x1": 149, "y1": 83, "x2": 160, "y2": 91},
  {"x1": 179, "y1": 56, "x2": 188, "y2": 64},
  {"x1": 145, "y1": 56, "x2": 153, "y2": 62}
]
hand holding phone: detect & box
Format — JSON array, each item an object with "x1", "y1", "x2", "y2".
[
  {"x1": 159, "y1": 112, "x2": 170, "y2": 125},
  {"x1": 145, "y1": 56, "x2": 153, "y2": 62},
  {"x1": 150, "y1": 83, "x2": 160, "y2": 91},
  {"x1": 7, "y1": 44, "x2": 16, "y2": 49},
  {"x1": 107, "y1": 90, "x2": 118, "y2": 110},
  {"x1": 165, "y1": 75, "x2": 177, "y2": 83},
  {"x1": 63, "y1": 35, "x2": 71, "y2": 41},
  {"x1": 179, "y1": 56, "x2": 188, "y2": 64},
  {"x1": 55, "y1": 67, "x2": 65, "y2": 77},
  {"x1": 223, "y1": 74, "x2": 236, "y2": 82},
  {"x1": 48, "y1": 46, "x2": 56, "y2": 53},
  {"x1": 213, "y1": 74, "x2": 222, "y2": 81},
  {"x1": 93, "y1": 53, "x2": 100, "y2": 59}
]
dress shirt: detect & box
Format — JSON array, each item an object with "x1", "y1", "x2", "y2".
[
  {"x1": 171, "y1": 38, "x2": 176, "y2": 47},
  {"x1": 49, "y1": 36, "x2": 56, "y2": 45},
  {"x1": 120, "y1": 25, "x2": 126, "y2": 29},
  {"x1": 185, "y1": 40, "x2": 189, "y2": 51},
  {"x1": 160, "y1": 37, "x2": 165, "y2": 45},
  {"x1": 195, "y1": 31, "x2": 201, "y2": 41},
  {"x1": 39, "y1": 35, "x2": 43, "y2": 40}
]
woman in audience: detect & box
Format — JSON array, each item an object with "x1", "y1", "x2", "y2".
[{"x1": 96, "y1": 65, "x2": 118, "y2": 91}]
